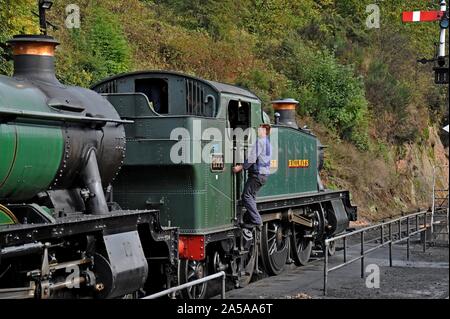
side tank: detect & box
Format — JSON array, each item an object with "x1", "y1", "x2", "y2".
[{"x1": 259, "y1": 98, "x2": 325, "y2": 197}]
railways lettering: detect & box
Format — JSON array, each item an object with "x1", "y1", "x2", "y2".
[{"x1": 288, "y1": 159, "x2": 310, "y2": 168}]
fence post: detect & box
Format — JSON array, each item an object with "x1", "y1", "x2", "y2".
[
  {"x1": 343, "y1": 237, "x2": 347, "y2": 263},
  {"x1": 406, "y1": 216, "x2": 410, "y2": 261},
  {"x1": 416, "y1": 215, "x2": 419, "y2": 234},
  {"x1": 221, "y1": 272, "x2": 226, "y2": 299},
  {"x1": 389, "y1": 222, "x2": 393, "y2": 267},
  {"x1": 423, "y1": 212, "x2": 427, "y2": 252},
  {"x1": 360, "y1": 232, "x2": 364, "y2": 279},
  {"x1": 431, "y1": 166, "x2": 436, "y2": 234},
  {"x1": 323, "y1": 242, "x2": 328, "y2": 296}
]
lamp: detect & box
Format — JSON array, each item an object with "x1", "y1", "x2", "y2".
[
  {"x1": 440, "y1": 11, "x2": 449, "y2": 29},
  {"x1": 38, "y1": 0, "x2": 54, "y2": 35},
  {"x1": 39, "y1": 0, "x2": 53, "y2": 10}
]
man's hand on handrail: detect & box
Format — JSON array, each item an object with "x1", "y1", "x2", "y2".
[{"x1": 232, "y1": 165, "x2": 243, "y2": 173}]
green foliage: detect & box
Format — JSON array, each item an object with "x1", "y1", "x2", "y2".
[
  {"x1": 53, "y1": 5, "x2": 130, "y2": 86},
  {"x1": 65, "y1": 7, "x2": 130, "y2": 84},
  {"x1": 87, "y1": 8, "x2": 130, "y2": 79},
  {"x1": 155, "y1": 0, "x2": 213, "y2": 31},
  {"x1": 421, "y1": 127, "x2": 430, "y2": 141},
  {"x1": 326, "y1": 181, "x2": 339, "y2": 191},
  {"x1": 373, "y1": 139, "x2": 390, "y2": 162},
  {"x1": 305, "y1": 51, "x2": 369, "y2": 149},
  {"x1": 271, "y1": 36, "x2": 369, "y2": 149},
  {"x1": 0, "y1": 0, "x2": 39, "y2": 74},
  {"x1": 366, "y1": 59, "x2": 412, "y2": 114},
  {"x1": 235, "y1": 68, "x2": 288, "y2": 110},
  {"x1": 1, "y1": 0, "x2": 446, "y2": 153}
]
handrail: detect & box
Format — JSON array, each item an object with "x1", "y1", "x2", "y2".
[
  {"x1": 142, "y1": 271, "x2": 226, "y2": 299},
  {"x1": 329, "y1": 211, "x2": 428, "y2": 241},
  {"x1": 0, "y1": 107, "x2": 133, "y2": 125}
]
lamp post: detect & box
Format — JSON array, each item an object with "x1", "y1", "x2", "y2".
[{"x1": 38, "y1": 0, "x2": 54, "y2": 35}]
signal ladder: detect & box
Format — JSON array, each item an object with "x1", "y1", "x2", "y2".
[{"x1": 431, "y1": 165, "x2": 449, "y2": 246}]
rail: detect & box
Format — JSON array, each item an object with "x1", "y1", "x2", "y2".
[
  {"x1": 142, "y1": 271, "x2": 226, "y2": 299},
  {"x1": 323, "y1": 210, "x2": 430, "y2": 296}
]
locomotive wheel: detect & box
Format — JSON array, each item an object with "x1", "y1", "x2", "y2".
[
  {"x1": 260, "y1": 221, "x2": 289, "y2": 275},
  {"x1": 179, "y1": 260, "x2": 208, "y2": 299},
  {"x1": 0, "y1": 204, "x2": 18, "y2": 225},
  {"x1": 239, "y1": 229, "x2": 257, "y2": 287},
  {"x1": 290, "y1": 224, "x2": 313, "y2": 266}
]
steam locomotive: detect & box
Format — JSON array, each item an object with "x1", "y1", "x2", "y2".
[
  {"x1": 0, "y1": 6, "x2": 356, "y2": 299},
  {"x1": 91, "y1": 71, "x2": 357, "y2": 299},
  {"x1": 0, "y1": 35, "x2": 177, "y2": 299}
]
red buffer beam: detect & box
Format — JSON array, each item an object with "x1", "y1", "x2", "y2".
[{"x1": 402, "y1": 10, "x2": 446, "y2": 23}]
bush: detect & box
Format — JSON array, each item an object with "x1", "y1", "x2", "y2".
[
  {"x1": 272, "y1": 36, "x2": 369, "y2": 149},
  {"x1": 365, "y1": 59, "x2": 412, "y2": 113},
  {"x1": 86, "y1": 8, "x2": 130, "y2": 81},
  {"x1": 0, "y1": 0, "x2": 39, "y2": 75},
  {"x1": 60, "y1": 6, "x2": 130, "y2": 85}
]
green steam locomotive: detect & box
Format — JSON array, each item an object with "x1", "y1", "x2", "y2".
[{"x1": 92, "y1": 70, "x2": 357, "y2": 298}]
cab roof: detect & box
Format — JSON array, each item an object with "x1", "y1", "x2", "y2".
[{"x1": 92, "y1": 70, "x2": 260, "y2": 101}]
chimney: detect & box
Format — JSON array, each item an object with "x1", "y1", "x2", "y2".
[
  {"x1": 7, "y1": 35, "x2": 60, "y2": 84},
  {"x1": 271, "y1": 98, "x2": 299, "y2": 129}
]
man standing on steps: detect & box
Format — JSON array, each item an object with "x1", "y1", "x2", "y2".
[{"x1": 232, "y1": 124, "x2": 272, "y2": 229}]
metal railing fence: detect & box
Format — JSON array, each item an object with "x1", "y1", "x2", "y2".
[{"x1": 323, "y1": 211, "x2": 430, "y2": 296}]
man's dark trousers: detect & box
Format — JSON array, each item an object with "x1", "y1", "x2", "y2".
[{"x1": 242, "y1": 174, "x2": 268, "y2": 225}]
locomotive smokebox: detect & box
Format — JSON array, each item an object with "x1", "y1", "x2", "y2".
[{"x1": 271, "y1": 98, "x2": 299, "y2": 129}]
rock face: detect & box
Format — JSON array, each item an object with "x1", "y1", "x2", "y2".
[
  {"x1": 317, "y1": 121, "x2": 449, "y2": 222},
  {"x1": 390, "y1": 127, "x2": 448, "y2": 215},
  {"x1": 389, "y1": 126, "x2": 449, "y2": 216}
]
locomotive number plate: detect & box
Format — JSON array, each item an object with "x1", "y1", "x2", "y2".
[{"x1": 211, "y1": 153, "x2": 224, "y2": 172}]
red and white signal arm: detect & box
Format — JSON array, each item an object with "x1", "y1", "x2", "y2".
[
  {"x1": 402, "y1": 2, "x2": 449, "y2": 85},
  {"x1": 402, "y1": 10, "x2": 446, "y2": 22}
]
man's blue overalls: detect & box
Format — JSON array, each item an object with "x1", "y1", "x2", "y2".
[{"x1": 241, "y1": 136, "x2": 272, "y2": 226}]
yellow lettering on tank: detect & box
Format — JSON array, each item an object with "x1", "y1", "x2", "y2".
[{"x1": 288, "y1": 159, "x2": 309, "y2": 168}]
